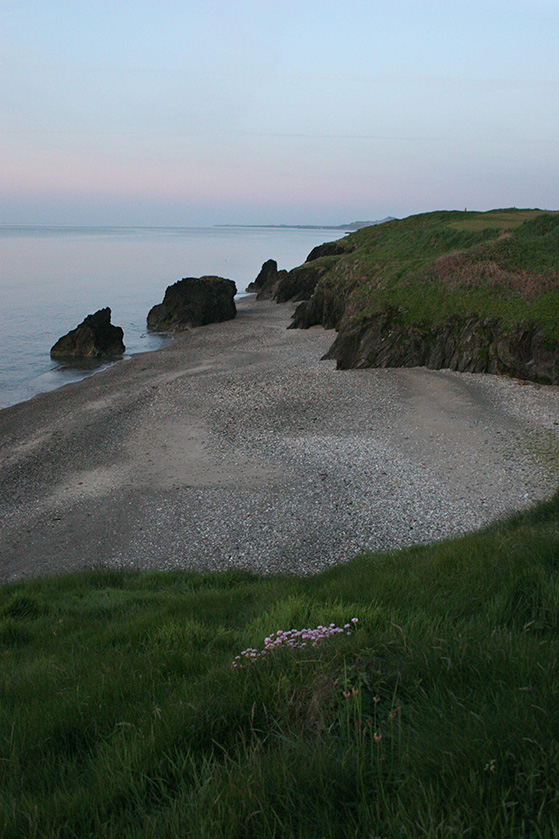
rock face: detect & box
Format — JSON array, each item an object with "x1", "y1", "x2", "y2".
[
  {"x1": 248, "y1": 259, "x2": 327, "y2": 303},
  {"x1": 282, "y1": 258, "x2": 559, "y2": 385},
  {"x1": 50, "y1": 308, "x2": 125, "y2": 359},
  {"x1": 246, "y1": 260, "x2": 287, "y2": 298},
  {"x1": 306, "y1": 241, "x2": 347, "y2": 261},
  {"x1": 290, "y1": 283, "x2": 348, "y2": 331},
  {"x1": 322, "y1": 308, "x2": 559, "y2": 384},
  {"x1": 147, "y1": 276, "x2": 237, "y2": 331},
  {"x1": 273, "y1": 263, "x2": 327, "y2": 303}
]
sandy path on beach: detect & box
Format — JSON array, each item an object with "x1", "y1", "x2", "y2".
[{"x1": 1, "y1": 297, "x2": 558, "y2": 582}]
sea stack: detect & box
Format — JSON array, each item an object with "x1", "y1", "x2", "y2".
[
  {"x1": 50, "y1": 308, "x2": 125, "y2": 359},
  {"x1": 246, "y1": 259, "x2": 287, "y2": 298},
  {"x1": 147, "y1": 276, "x2": 237, "y2": 331}
]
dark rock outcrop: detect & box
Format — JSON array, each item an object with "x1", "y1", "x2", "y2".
[
  {"x1": 50, "y1": 308, "x2": 125, "y2": 359},
  {"x1": 249, "y1": 259, "x2": 327, "y2": 304},
  {"x1": 323, "y1": 308, "x2": 559, "y2": 384},
  {"x1": 290, "y1": 283, "x2": 348, "y2": 331},
  {"x1": 247, "y1": 260, "x2": 287, "y2": 298},
  {"x1": 273, "y1": 263, "x2": 327, "y2": 303},
  {"x1": 306, "y1": 241, "x2": 346, "y2": 261},
  {"x1": 147, "y1": 276, "x2": 236, "y2": 331}
]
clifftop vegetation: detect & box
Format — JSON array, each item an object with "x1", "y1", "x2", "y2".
[
  {"x1": 277, "y1": 209, "x2": 559, "y2": 382},
  {"x1": 305, "y1": 209, "x2": 559, "y2": 333}
]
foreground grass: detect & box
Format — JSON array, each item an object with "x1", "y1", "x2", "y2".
[{"x1": 1, "y1": 493, "x2": 558, "y2": 838}]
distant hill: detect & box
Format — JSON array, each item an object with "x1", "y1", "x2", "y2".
[
  {"x1": 339, "y1": 217, "x2": 395, "y2": 230},
  {"x1": 216, "y1": 217, "x2": 395, "y2": 231}
]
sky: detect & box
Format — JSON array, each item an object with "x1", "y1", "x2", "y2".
[{"x1": 1, "y1": 0, "x2": 558, "y2": 226}]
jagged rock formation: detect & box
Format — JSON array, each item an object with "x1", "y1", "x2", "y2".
[
  {"x1": 273, "y1": 263, "x2": 328, "y2": 303},
  {"x1": 147, "y1": 276, "x2": 236, "y2": 331},
  {"x1": 323, "y1": 309, "x2": 559, "y2": 384},
  {"x1": 246, "y1": 260, "x2": 287, "y2": 298},
  {"x1": 50, "y1": 308, "x2": 125, "y2": 359},
  {"x1": 249, "y1": 260, "x2": 328, "y2": 303},
  {"x1": 291, "y1": 282, "x2": 559, "y2": 385},
  {"x1": 290, "y1": 283, "x2": 348, "y2": 331}
]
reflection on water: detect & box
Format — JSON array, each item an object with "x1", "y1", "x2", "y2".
[{"x1": 0, "y1": 225, "x2": 343, "y2": 409}]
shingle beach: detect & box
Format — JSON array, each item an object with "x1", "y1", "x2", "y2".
[{"x1": 1, "y1": 297, "x2": 558, "y2": 582}]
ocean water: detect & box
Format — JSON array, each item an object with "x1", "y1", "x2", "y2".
[{"x1": 0, "y1": 225, "x2": 343, "y2": 409}]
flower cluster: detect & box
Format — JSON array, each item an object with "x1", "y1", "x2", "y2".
[{"x1": 232, "y1": 618, "x2": 358, "y2": 668}]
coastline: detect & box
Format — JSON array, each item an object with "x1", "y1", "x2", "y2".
[
  {"x1": 1, "y1": 296, "x2": 558, "y2": 583},
  {"x1": 0, "y1": 293, "x2": 256, "y2": 413},
  {"x1": 1, "y1": 223, "x2": 344, "y2": 410}
]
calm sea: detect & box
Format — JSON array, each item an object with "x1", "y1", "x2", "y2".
[{"x1": 0, "y1": 225, "x2": 343, "y2": 409}]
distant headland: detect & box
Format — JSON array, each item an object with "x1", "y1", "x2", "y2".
[{"x1": 216, "y1": 217, "x2": 395, "y2": 231}]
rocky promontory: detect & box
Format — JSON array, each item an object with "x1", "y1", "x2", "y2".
[
  {"x1": 248, "y1": 238, "x2": 354, "y2": 303},
  {"x1": 50, "y1": 308, "x2": 125, "y2": 359},
  {"x1": 249, "y1": 259, "x2": 331, "y2": 304},
  {"x1": 147, "y1": 276, "x2": 236, "y2": 331},
  {"x1": 257, "y1": 209, "x2": 559, "y2": 385}
]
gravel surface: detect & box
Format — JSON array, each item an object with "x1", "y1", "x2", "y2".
[{"x1": 1, "y1": 297, "x2": 558, "y2": 582}]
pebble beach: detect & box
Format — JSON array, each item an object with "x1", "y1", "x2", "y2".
[{"x1": 1, "y1": 297, "x2": 558, "y2": 583}]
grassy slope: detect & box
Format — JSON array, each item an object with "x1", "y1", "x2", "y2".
[
  {"x1": 313, "y1": 209, "x2": 559, "y2": 339},
  {"x1": 0, "y1": 491, "x2": 558, "y2": 838},
  {"x1": 1, "y1": 207, "x2": 558, "y2": 837}
]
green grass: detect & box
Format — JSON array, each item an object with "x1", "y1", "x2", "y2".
[
  {"x1": 450, "y1": 208, "x2": 558, "y2": 231},
  {"x1": 1, "y1": 491, "x2": 558, "y2": 837},
  {"x1": 312, "y1": 209, "x2": 559, "y2": 340}
]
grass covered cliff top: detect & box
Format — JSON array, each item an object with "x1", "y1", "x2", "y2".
[{"x1": 312, "y1": 208, "x2": 559, "y2": 337}]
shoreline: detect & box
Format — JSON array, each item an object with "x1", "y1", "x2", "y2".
[
  {"x1": 1, "y1": 296, "x2": 558, "y2": 583},
  {"x1": 0, "y1": 293, "x2": 257, "y2": 414},
  {"x1": 1, "y1": 223, "x2": 343, "y2": 412}
]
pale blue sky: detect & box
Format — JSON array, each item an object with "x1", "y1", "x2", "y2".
[{"x1": 1, "y1": 0, "x2": 558, "y2": 225}]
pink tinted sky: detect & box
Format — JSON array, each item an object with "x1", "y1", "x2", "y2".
[{"x1": 1, "y1": 0, "x2": 558, "y2": 226}]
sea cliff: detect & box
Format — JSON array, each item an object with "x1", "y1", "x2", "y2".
[{"x1": 257, "y1": 209, "x2": 559, "y2": 384}]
